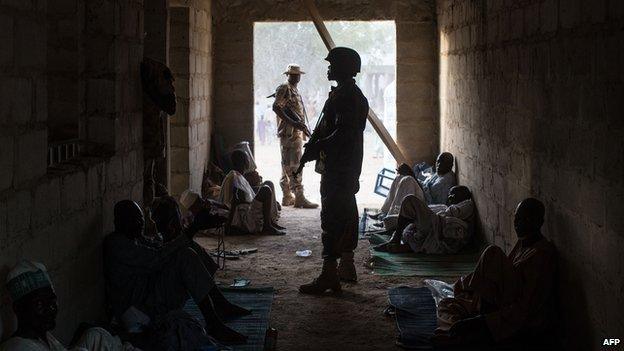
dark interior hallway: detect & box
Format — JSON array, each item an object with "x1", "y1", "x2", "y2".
[{"x1": 0, "y1": 0, "x2": 622, "y2": 350}]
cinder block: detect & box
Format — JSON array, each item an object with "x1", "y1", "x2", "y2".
[
  {"x1": 0, "y1": 136, "x2": 14, "y2": 190},
  {"x1": 14, "y1": 129, "x2": 47, "y2": 184},
  {"x1": 0, "y1": 13, "x2": 13, "y2": 67},
  {"x1": 32, "y1": 178, "x2": 62, "y2": 229},
  {"x1": 7, "y1": 189, "x2": 32, "y2": 235},
  {"x1": 60, "y1": 171, "x2": 87, "y2": 214}
]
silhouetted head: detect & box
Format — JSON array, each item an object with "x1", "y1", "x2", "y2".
[
  {"x1": 7, "y1": 261, "x2": 57, "y2": 336},
  {"x1": 152, "y1": 196, "x2": 183, "y2": 241},
  {"x1": 230, "y1": 149, "x2": 249, "y2": 173},
  {"x1": 140, "y1": 58, "x2": 176, "y2": 115},
  {"x1": 326, "y1": 47, "x2": 361, "y2": 81},
  {"x1": 447, "y1": 185, "x2": 472, "y2": 205},
  {"x1": 514, "y1": 198, "x2": 545, "y2": 238},
  {"x1": 287, "y1": 74, "x2": 301, "y2": 85},
  {"x1": 113, "y1": 200, "x2": 145, "y2": 238},
  {"x1": 13, "y1": 287, "x2": 58, "y2": 335},
  {"x1": 436, "y1": 152, "x2": 454, "y2": 175}
]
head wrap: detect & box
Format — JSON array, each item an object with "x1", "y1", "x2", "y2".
[{"x1": 6, "y1": 260, "x2": 53, "y2": 302}]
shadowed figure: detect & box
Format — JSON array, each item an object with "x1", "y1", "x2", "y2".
[
  {"x1": 432, "y1": 198, "x2": 557, "y2": 348},
  {"x1": 141, "y1": 58, "x2": 176, "y2": 206},
  {"x1": 0, "y1": 260, "x2": 136, "y2": 350},
  {"x1": 298, "y1": 47, "x2": 369, "y2": 293},
  {"x1": 104, "y1": 200, "x2": 250, "y2": 347}
]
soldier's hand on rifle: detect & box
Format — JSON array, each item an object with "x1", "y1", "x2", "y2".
[{"x1": 294, "y1": 121, "x2": 311, "y2": 136}]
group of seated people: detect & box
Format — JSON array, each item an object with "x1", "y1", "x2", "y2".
[
  {"x1": 373, "y1": 152, "x2": 558, "y2": 347},
  {"x1": 1, "y1": 195, "x2": 254, "y2": 350},
  {"x1": 373, "y1": 152, "x2": 475, "y2": 255},
  {"x1": 0, "y1": 148, "x2": 289, "y2": 350}
]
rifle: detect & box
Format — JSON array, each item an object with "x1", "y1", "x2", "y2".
[
  {"x1": 267, "y1": 93, "x2": 311, "y2": 137},
  {"x1": 294, "y1": 110, "x2": 326, "y2": 176}
]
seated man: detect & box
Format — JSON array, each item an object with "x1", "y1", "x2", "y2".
[
  {"x1": 374, "y1": 185, "x2": 474, "y2": 254},
  {"x1": 375, "y1": 152, "x2": 457, "y2": 229},
  {"x1": 218, "y1": 150, "x2": 285, "y2": 235},
  {"x1": 178, "y1": 190, "x2": 229, "y2": 235},
  {"x1": 104, "y1": 200, "x2": 249, "y2": 345},
  {"x1": 377, "y1": 163, "x2": 425, "y2": 229},
  {"x1": 1, "y1": 260, "x2": 136, "y2": 351},
  {"x1": 432, "y1": 198, "x2": 556, "y2": 347},
  {"x1": 152, "y1": 195, "x2": 221, "y2": 275},
  {"x1": 421, "y1": 152, "x2": 456, "y2": 204}
]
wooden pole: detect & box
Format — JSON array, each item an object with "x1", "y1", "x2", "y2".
[{"x1": 302, "y1": 0, "x2": 410, "y2": 165}]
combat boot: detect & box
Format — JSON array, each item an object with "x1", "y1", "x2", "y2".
[
  {"x1": 294, "y1": 193, "x2": 318, "y2": 209},
  {"x1": 337, "y1": 251, "x2": 357, "y2": 282},
  {"x1": 281, "y1": 193, "x2": 295, "y2": 206},
  {"x1": 299, "y1": 259, "x2": 341, "y2": 295}
]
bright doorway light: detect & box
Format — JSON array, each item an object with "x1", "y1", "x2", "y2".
[{"x1": 253, "y1": 21, "x2": 396, "y2": 207}]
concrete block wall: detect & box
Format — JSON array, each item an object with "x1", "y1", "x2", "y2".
[
  {"x1": 213, "y1": 0, "x2": 439, "y2": 164},
  {"x1": 437, "y1": 0, "x2": 624, "y2": 348},
  {"x1": 46, "y1": 0, "x2": 82, "y2": 143},
  {"x1": 170, "y1": 0, "x2": 213, "y2": 196},
  {"x1": 0, "y1": 0, "x2": 145, "y2": 343}
]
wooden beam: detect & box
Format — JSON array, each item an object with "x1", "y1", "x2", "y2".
[{"x1": 302, "y1": 0, "x2": 410, "y2": 165}]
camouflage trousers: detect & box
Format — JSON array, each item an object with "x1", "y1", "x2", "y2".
[{"x1": 279, "y1": 135, "x2": 303, "y2": 197}]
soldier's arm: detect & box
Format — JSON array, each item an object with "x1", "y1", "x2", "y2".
[{"x1": 272, "y1": 86, "x2": 308, "y2": 131}]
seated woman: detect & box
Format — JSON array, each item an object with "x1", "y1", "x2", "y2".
[
  {"x1": 1, "y1": 260, "x2": 138, "y2": 351},
  {"x1": 373, "y1": 185, "x2": 474, "y2": 254},
  {"x1": 218, "y1": 150, "x2": 284, "y2": 236},
  {"x1": 375, "y1": 152, "x2": 457, "y2": 230}
]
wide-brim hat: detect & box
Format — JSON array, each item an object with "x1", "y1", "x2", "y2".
[{"x1": 284, "y1": 64, "x2": 305, "y2": 75}]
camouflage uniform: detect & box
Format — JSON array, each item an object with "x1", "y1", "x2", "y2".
[{"x1": 273, "y1": 82, "x2": 307, "y2": 198}]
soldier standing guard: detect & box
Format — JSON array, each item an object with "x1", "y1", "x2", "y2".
[
  {"x1": 272, "y1": 64, "x2": 318, "y2": 209},
  {"x1": 298, "y1": 47, "x2": 369, "y2": 294}
]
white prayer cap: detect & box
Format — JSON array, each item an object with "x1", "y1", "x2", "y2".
[
  {"x1": 179, "y1": 189, "x2": 200, "y2": 212},
  {"x1": 6, "y1": 260, "x2": 53, "y2": 302},
  {"x1": 284, "y1": 64, "x2": 305, "y2": 75}
]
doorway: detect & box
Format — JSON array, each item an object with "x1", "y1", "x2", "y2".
[{"x1": 253, "y1": 21, "x2": 396, "y2": 207}]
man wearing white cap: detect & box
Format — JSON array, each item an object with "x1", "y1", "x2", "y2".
[
  {"x1": 1, "y1": 260, "x2": 136, "y2": 351},
  {"x1": 272, "y1": 64, "x2": 318, "y2": 209}
]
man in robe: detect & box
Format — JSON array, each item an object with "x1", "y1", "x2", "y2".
[
  {"x1": 272, "y1": 64, "x2": 318, "y2": 208},
  {"x1": 375, "y1": 152, "x2": 457, "y2": 229},
  {"x1": 373, "y1": 186, "x2": 474, "y2": 254},
  {"x1": 218, "y1": 150, "x2": 284, "y2": 235},
  {"x1": 1, "y1": 260, "x2": 137, "y2": 351},
  {"x1": 298, "y1": 47, "x2": 369, "y2": 291},
  {"x1": 432, "y1": 198, "x2": 557, "y2": 347},
  {"x1": 103, "y1": 200, "x2": 249, "y2": 345}
]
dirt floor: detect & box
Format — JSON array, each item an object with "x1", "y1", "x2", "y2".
[{"x1": 196, "y1": 207, "x2": 458, "y2": 351}]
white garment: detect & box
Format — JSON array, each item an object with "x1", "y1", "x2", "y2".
[
  {"x1": 421, "y1": 171, "x2": 456, "y2": 205},
  {"x1": 402, "y1": 199, "x2": 474, "y2": 254},
  {"x1": 381, "y1": 175, "x2": 425, "y2": 216},
  {"x1": 0, "y1": 328, "x2": 137, "y2": 351},
  {"x1": 219, "y1": 171, "x2": 272, "y2": 233}
]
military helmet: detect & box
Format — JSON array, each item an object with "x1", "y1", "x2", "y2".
[{"x1": 325, "y1": 47, "x2": 361, "y2": 76}]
